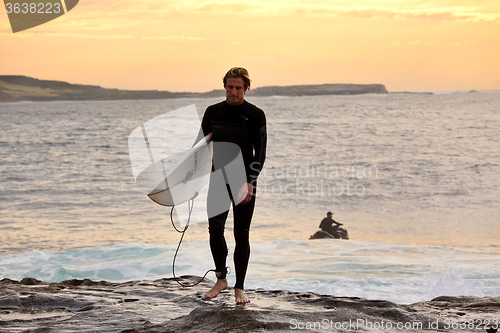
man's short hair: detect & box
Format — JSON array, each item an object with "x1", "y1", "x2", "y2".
[{"x1": 223, "y1": 67, "x2": 251, "y2": 90}]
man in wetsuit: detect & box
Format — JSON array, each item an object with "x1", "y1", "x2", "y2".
[
  {"x1": 201, "y1": 67, "x2": 267, "y2": 304},
  {"x1": 319, "y1": 211, "x2": 343, "y2": 238}
]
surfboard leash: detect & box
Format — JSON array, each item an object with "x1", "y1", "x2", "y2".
[{"x1": 170, "y1": 199, "x2": 220, "y2": 288}]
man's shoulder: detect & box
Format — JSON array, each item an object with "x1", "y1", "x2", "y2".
[
  {"x1": 206, "y1": 100, "x2": 226, "y2": 111},
  {"x1": 244, "y1": 101, "x2": 266, "y2": 124},
  {"x1": 245, "y1": 100, "x2": 264, "y2": 113},
  {"x1": 205, "y1": 100, "x2": 265, "y2": 121}
]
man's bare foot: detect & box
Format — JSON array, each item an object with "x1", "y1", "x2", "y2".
[
  {"x1": 204, "y1": 278, "x2": 228, "y2": 299},
  {"x1": 235, "y1": 288, "x2": 250, "y2": 304}
]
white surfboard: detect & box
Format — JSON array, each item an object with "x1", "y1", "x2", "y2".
[{"x1": 147, "y1": 133, "x2": 213, "y2": 206}]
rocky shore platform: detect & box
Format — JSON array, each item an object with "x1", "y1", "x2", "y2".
[{"x1": 0, "y1": 276, "x2": 498, "y2": 332}]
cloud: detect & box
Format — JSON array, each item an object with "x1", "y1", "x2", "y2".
[
  {"x1": 389, "y1": 40, "x2": 478, "y2": 47},
  {"x1": 4, "y1": 0, "x2": 498, "y2": 37},
  {"x1": 286, "y1": 5, "x2": 500, "y2": 22},
  {"x1": 0, "y1": 32, "x2": 134, "y2": 39},
  {"x1": 141, "y1": 36, "x2": 206, "y2": 41},
  {"x1": 153, "y1": 1, "x2": 500, "y2": 23}
]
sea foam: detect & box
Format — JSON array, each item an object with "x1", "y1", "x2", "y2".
[{"x1": 1, "y1": 240, "x2": 498, "y2": 304}]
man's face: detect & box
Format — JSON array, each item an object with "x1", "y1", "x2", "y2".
[{"x1": 225, "y1": 77, "x2": 247, "y2": 105}]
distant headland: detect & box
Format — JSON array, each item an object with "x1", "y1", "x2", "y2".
[{"x1": 0, "y1": 75, "x2": 388, "y2": 103}]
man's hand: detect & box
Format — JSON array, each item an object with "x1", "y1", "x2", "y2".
[{"x1": 237, "y1": 183, "x2": 254, "y2": 205}]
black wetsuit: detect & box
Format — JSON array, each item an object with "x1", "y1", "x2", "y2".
[
  {"x1": 319, "y1": 217, "x2": 342, "y2": 236},
  {"x1": 200, "y1": 100, "x2": 266, "y2": 290}
]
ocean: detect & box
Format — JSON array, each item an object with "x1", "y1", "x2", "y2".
[{"x1": 0, "y1": 92, "x2": 499, "y2": 304}]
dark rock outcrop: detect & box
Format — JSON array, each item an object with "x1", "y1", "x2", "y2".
[{"x1": 0, "y1": 276, "x2": 498, "y2": 332}]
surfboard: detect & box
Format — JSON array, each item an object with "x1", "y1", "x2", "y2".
[{"x1": 147, "y1": 133, "x2": 213, "y2": 207}]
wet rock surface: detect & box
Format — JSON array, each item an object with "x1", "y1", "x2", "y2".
[{"x1": 0, "y1": 276, "x2": 498, "y2": 332}]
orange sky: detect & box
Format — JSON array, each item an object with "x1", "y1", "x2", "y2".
[{"x1": 1, "y1": 0, "x2": 499, "y2": 92}]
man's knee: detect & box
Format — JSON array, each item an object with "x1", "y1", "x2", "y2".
[
  {"x1": 234, "y1": 228, "x2": 249, "y2": 242},
  {"x1": 208, "y1": 219, "x2": 225, "y2": 235}
]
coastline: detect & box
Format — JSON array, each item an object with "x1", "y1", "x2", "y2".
[
  {"x1": 1, "y1": 277, "x2": 498, "y2": 332},
  {"x1": 0, "y1": 75, "x2": 388, "y2": 103}
]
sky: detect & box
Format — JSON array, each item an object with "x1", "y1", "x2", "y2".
[{"x1": 1, "y1": 0, "x2": 499, "y2": 92}]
